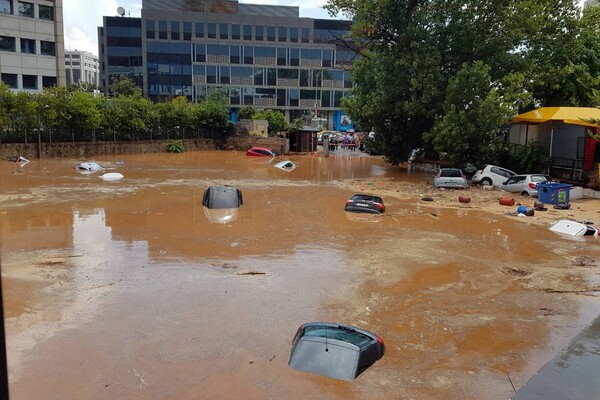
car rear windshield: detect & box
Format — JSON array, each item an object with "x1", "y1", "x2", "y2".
[
  {"x1": 211, "y1": 189, "x2": 239, "y2": 208},
  {"x1": 440, "y1": 169, "x2": 463, "y2": 177},
  {"x1": 351, "y1": 195, "x2": 382, "y2": 203},
  {"x1": 303, "y1": 326, "x2": 373, "y2": 347},
  {"x1": 531, "y1": 175, "x2": 552, "y2": 183}
]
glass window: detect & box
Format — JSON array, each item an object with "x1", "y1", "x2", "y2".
[
  {"x1": 255, "y1": 46, "x2": 275, "y2": 58},
  {"x1": 290, "y1": 28, "x2": 298, "y2": 43},
  {"x1": 195, "y1": 44, "x2": 206, "y2": 62},
  {"x1": 334, "y1": 91, "x2": 344, "y2": 107},
  {"x1": 243, "y1": 87, "x2": 254, "y2": 105},
  {"x1": 277, "y1": 47, "x2": 286, "y2": 66},
  {"x1": 183, "y1": 22, "x2": 192, "y2": 41},
  {"x1": 207, "y1": 23, "x2": 216, "y2": 39},
  {"x1": 0, "y1": 35, "x2": 16, "y2": 52},
  {"x1": 232, "y1": 24, "x2": 240, "y2": 40},
  {"x1": 1, "y1": 73, "x2": 17, "y2": 88},
  {"x1": 20, "y1": 38, "x2": 35, "y2": 53},
  {"x1": 267, "y1": 26, "x2": 275, "y2": 42},
  {"x1": 230, "y1": 45, "x2": 240, "y2": 64},
  {"x1": 230, "y1": 87, "x2": 241, "y2": 105},
  {"x1": 322, "y1": 49, "x2": 333, "y2": 67},
  {"x1": 278, "y1": 69, "x2": 299, "y2": 80},
  {"x1": 290, "y1": 48, "x2": 299, "y2": 66},
  {"x1": 255, "y1": 26, "x2": 264, "y2": 41},
  {"x1": 40, "y1": 41, "x2": 55, "y2": 56},
  {"x1": 193, "y1": 65, "x2": 205, "y2": 77},
  {"x1": 146, "y1": 20, "x2": 155, "y2": 39},
  {"x1": 313, "y1": 70, "x2": 323, "y2": 87},
  {"x1": 220, "y1": 66, "x2": 230, "y2": 84},
  {"x1": 171, "y1": 21, "x2": 180, "y2": 40},
  {"x1": 278, "y1": 27, "x2": 287, "y2": 42},
  {"x1": 267, "y1": 68, "x2": 276, "y2": 85},
  {"x1": 289, "y1": 88, "x2": 299, "y2": 106},
  {"x1": 158, "y1": 20, "x2": 167, "y2": 39},
  {"x1": 42, "y1": 76, "x2": 56, "y2": 88},
  {"x1": 301, "y1": 28, "x2": 310, "y2": 43},
  {"x1": 18, "y1": 1, "x2": 32, "y2": 17},
  {"x1": 22, "y1": 74, "x2": 37, "y2": 89},
  {"x1": 321, "y1": 90, "x2": 331, "y2": 108},
  {"x1": 38, "y1": 4, "x2": 53, "y2": 20},
  {"x1": 254, "y1": 68, "x2": 263, "y2": 85},
  {"x1": 195, "y1": 22, "x2": 204, "y2": 38},
  {"x1": 219, "y1": 23, "x2": 228, "y2": 40},
  {"x1": 206, "y1": 66, "x2": 217, "y2": 83},
  {"x1": 207, "y1": 44, "x2": 229, "y2": 56},
  {"x1": 0, "y1": 1, "x2": 13, "y2": 14},
  {"x1": 299, "y1": 70, "x2": 309, "y2": 86},
  {"x1": 277, "y1": 89, "x2": 286, "y2": 106},
  {"x1": 243, "y1": 46, "x2": 253, "y2": 64},
  {"x1": 243, "y1": 25, "x2": 252, "y2": 40}
]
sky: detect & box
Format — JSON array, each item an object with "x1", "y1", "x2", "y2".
[{"x1": 63, "y1": 0, "x2": 334, "y2": 55}]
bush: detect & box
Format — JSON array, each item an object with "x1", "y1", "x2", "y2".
[{"x1": 166, "y1": 140, "x2": 186, "y2": 153}]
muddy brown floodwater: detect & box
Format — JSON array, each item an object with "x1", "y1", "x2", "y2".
[{"x1": 1, "y1": 151, "x2": 600, "y2": 400}]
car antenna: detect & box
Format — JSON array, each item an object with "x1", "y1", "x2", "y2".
[{"x1": 325, "y1": 327, "x2": 329, "y2": 352}]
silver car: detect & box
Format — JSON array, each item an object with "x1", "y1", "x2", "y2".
[
  {"x1": 434, "y1": 168, "x2": 469, "y2": 189},
  {"x1": 499, "y1": 174, "x2": 555, "y2": 196}
]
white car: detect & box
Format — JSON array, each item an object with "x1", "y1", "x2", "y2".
[
  {"x1": 499, "y1": 174, "x2": 554, "y2": 196},
  {"x1": 471, "y1": 165, "x2": 517, "y2": 187}
]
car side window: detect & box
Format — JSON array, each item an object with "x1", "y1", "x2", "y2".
[
  {"x1": 506, "y1": 177, "x2": 517, "y2": 184},
  {"x1": 491, "y1": 167, "x2": 502, "y2": 175}
]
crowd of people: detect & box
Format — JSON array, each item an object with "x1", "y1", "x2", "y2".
[{"x1": 325, "y1": 132, "x2": 363, "y2": 152}]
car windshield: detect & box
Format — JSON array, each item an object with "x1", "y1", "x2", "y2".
[
  {"x1": 303, "y1": 326, "x2": 372, "y2": 347},
  {"x1": 440, "y1": 169, "x2": 462, "y2": 178},
  {"x1": 351, "y1": 195, "x2": 382, "y2": 203}
]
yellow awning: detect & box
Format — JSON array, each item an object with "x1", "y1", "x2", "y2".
[{"x1": 512, "y1": 107, "x2": 600, "y2": 127}]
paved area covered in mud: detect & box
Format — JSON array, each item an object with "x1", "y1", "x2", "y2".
[{"x1": 1, "y1": 151, "x2": 600, "y2": 399}]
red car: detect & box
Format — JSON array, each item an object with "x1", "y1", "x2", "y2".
[{"x1": 246, "y1": 146, "x2": 277, "y2": 157}]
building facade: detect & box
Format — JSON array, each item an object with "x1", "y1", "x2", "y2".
[
  {"x1": 65, "y1": 50, "x2": 100, "y2": 87},
  {"x1": 98, "y1": 0, "x2": 356, "y2": 130},
  {"x1": 0, "y1": 0, "x2": 65, "y2": 91}
]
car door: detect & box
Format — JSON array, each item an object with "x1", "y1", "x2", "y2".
[{"x1": 501, "y1": 176, "x2": 525, "y2": 193}]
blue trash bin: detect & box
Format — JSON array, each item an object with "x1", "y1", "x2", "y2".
[{"x1": 537, "y1": 182, "x2": 572, "y2": 205}]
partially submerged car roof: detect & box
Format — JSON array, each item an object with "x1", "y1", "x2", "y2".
[{"x1": 202, "y1": 185, "x2": 243, "y2": 209}]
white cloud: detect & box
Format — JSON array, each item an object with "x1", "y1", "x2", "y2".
[{"x1": 63, "y1": 0, "x2": 141, "y2": 55}]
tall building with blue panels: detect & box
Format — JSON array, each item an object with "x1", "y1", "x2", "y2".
[{"x1": 99, "y1": 0, "x2": 356, "y2": 130}]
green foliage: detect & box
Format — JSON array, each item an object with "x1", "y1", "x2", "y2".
[
  {"x1": 193, "y1": 91, "x2": 230, "y2": 131},
  {"x1": 0, "y1": 82, "x2": 15, "y2": 132},
  {"x1": 253, "y1": 109, "x2": 288, "y2": 137},
  {"x1": 166, "y1": 140, "x2": 186, "y2": 153},
  {"x1": 238, "y1": 106, "x2": 256, "y2": 120},
  {"x1": 324, "y1": 0, "x2": 600, "y2": 165},
  {"x1": 110, "y1": 75, "x2": 142, "y2": 97},
  {"x1": 289, "y1": 117, "x2": 305, "y2": 131},
  {"x1": 512, "y1": 141, "x2": 548, "y2": 173}
]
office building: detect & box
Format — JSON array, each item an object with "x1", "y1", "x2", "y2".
[
  {"x1": 0, "y1": 0, "x2": 65, "y2": 91},
  {"x1": 98, "y1": 0, "x2": 356, "y2": 130},
  {"x1": 65, "y1": 50, "x2": 100, "y2": 87}
]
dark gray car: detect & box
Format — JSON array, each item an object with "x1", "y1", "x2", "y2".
[
  {"x1": 288, "y1": 322, "x2": 385, "y2": 380},
  {"x1": 202, "y1": 185, "x2": 243, "y2": 209}
]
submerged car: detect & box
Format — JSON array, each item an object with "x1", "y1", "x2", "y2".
[
  {"x1": 471, "y1": 165, "x2": 517, "y2": 187},
  {"x1": 288, "y1": 322, "x2": 385, "y2": 381},
  {"x1": 549, "y1": 220, "x2": 598, "y2": 237},
  {"x1": 202, "y1": 185, "x2": 243, "y2": 209},
  {"x1": 499, "y1": 174, "x2": 555, "y2": 197},
  {"x1": 274, "y1": 160, "x2": 296, "y2": 172},
  {"x1": 75, "y1": 162, "x2": 103, "y2": 171},
  {"x1": 433, "y1": 168, "x2": 468, "y2": 189},
  {"x1": 344, "y1": 194, "x2": 385, "y2": 214},
  {"x1": 246, "y1": 147, "x2": 277, "y2": 157}
]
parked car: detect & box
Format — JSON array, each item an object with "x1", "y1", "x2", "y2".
[
  {"x1": 288, "y1": 322, "x2": 385, "y2": 380},
  {"x1": 433, "y1": 168, "x2": 469, "y2": 189},
  {"x1": 202, "y1": 185, "x2": 243, "y2": 209},
  {"x1": 471, "y1": 165, "x2": 517, "y2": 187},
  {"x1": 499, "y1": 174, "x2": 555, "y2": 196},
  {"x1": 344, "y1": 194, "x2": 385, "y2": 214},
  {"x1": 246, "y1": 147, "x2": 277, "y2": 157}
]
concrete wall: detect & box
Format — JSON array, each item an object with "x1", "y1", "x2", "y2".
[{"x1": 0, "y1": 137, "x2": 288, "y2": 160}]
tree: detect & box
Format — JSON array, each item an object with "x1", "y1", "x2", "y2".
[
  {"x1": 324, "y1": 0, "x2": 596, "y2": 165},
  {"x1": 253, "y1": 109, "x2": 288, "y2": 137},
  {"x1": 193, "y1": 91, "x2": 230, "y2": 133},
  {"x1": 238, "y1": 106, "x2": 256, "y2": 120},
  {"x1": 0, "y1": 82, "x2": 15, "y2": 134},
  {"x1": 110, "y1": 75, "x2": 142, "y2": 97}
]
